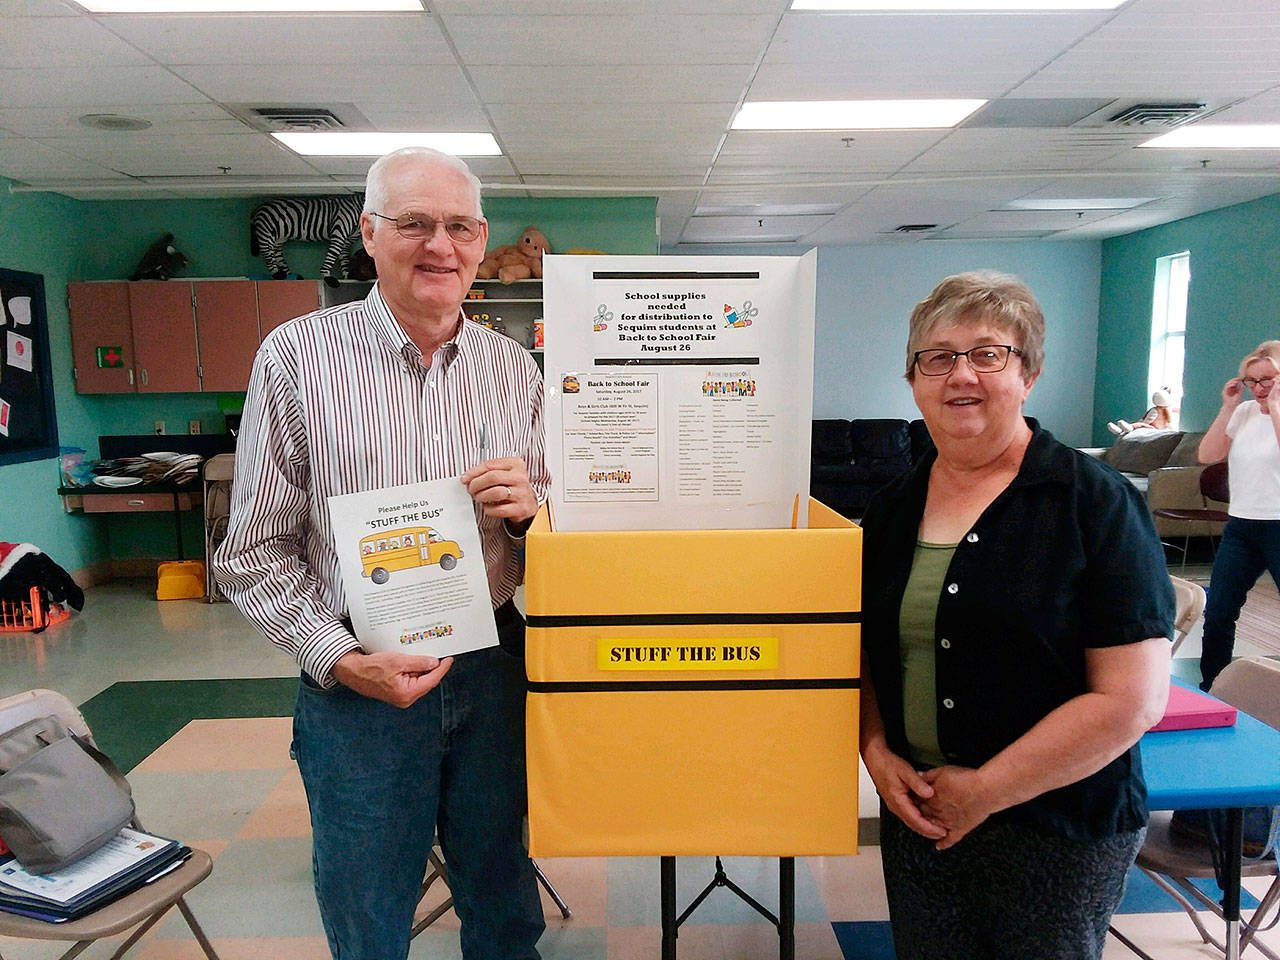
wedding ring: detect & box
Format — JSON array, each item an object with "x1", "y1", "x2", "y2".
[{"x1": 502, "y1": 485, "x2": 511, "y2": 501}]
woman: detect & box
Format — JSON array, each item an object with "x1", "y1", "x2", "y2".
[
  {"x1": 1196, "y1": 341, "x2": 1280, "y2": 690},
  {"x1": 859, "y1": 272, "x2": 1173, "y2": 960},
  {"x1": 1108, "y1": 388, "x2": 1174, "y2": 435}
]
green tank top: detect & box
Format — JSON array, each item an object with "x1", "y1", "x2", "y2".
[{"x1": 899, "y1": 540, "x2": 958, "y2": 769}]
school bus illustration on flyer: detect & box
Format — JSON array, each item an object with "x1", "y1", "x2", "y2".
[
  {"x1": 358, "y1": 526, "x2": 463, "y2": 584},
  {"x1": 327, "y1": 478, "x2": 498, "y2": 658}
]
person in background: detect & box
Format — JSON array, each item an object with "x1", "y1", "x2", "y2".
[
  {"x1": 858, "y1": 271, "x2": 1173, "y2": 960},
  {"x1": 1196, "y1": 340, "x2": 1280, "y2": 690},
  {"x1": 1108, "y1": 388, "x2": 1174, "y2": 435},
  {"x1": 214, "y1": 146, "x2": 547, "y2": 960}
]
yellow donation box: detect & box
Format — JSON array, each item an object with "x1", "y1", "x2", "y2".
[{"x1": 524, "y1": 498, "x2": 861, "y2": 858}]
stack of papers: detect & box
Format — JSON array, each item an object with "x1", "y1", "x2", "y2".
[{"x1": 0, "y1": 828, "x2": 190, "y2": 923}]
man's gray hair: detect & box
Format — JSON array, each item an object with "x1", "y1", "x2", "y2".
[{"x1": 363, "y1": 147, "x2": 484, "y2": 221}]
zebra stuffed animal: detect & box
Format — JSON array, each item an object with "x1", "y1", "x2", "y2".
[{"x1": 250, "y1": 194, "x2": 364, "y2": 287}]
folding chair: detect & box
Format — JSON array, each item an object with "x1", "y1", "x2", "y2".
[
  {"x1": 0, "y1": 689, "x2": 221, "y2": 960},
  {"x1": 1169, "y1": 574, "x2": 1207, "y2": 656},
  {"x1": 1115, "y1": 659, "x2": 1280, "y2": 960},
  {"x1": 1153, "y1": 460, "x2": 1230, "y2": 572},
  {"x1": 412, "y1": 834, "x2": 571, "y2": 938}
]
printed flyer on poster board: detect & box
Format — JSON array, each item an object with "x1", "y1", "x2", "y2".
[
  {"x1": 327, "y1": 479, "x2": 498, "y2": 657},
  {"x1": 543, "y1": 252, "x2": 816, "y2": 532}
]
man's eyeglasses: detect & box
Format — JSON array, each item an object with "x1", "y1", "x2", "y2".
[
  {"x1": 1242, "y1": 377, "x2": 1275, "y2": 390},
  {"x1": 913, "y1": 344, "x2": 1022, "y2": 377},
  {"x1": 369, "y1": 212, "x2": 483, "y2": 243}
]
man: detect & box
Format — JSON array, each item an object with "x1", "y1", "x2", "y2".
[{"x1": 214, "y1": 147, "x2": 547, "y2": 960}]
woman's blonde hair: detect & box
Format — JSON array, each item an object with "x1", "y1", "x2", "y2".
[
  {"x1": 1238, "y1": 340, "x2": 1280, "y2": 378},
  {"x1": 904, "y1": 271, "x2": 1044, "y2": 383}
]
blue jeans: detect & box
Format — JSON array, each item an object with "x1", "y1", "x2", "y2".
[
  {"x1": 293, "y1": 616, "x2": 544, "y2": 960},
  {"x1": 1200, "y1": 517, "x2": 1280, "y2": 689}
]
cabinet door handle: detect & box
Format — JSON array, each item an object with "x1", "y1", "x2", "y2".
[
  {"x1": 127, "y1": 499, "x2": 145, "y2": 506},
  {"x1": 140, "y1": 368, "x2": 149, "y2": 386},
  {"x1": 129, "y1": 369, "x2": 135, "y2": 386}
]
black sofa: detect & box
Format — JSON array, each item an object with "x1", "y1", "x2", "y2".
[{"x1": 810, "y1": 418, "x2": 933, "y2": 520}]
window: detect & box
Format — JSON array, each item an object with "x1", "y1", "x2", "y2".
[{"x1": 1149, "y1": 252, "x2": 1190, "y2": 429}]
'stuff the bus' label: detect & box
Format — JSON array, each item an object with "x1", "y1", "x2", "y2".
[{"x1": 596, "y1": 638, "x2": 778, "y2": 671}]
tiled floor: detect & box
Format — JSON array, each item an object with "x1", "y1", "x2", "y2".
[{"x1": 1, "y1": 577, "x2": 1278, "y2": 959}]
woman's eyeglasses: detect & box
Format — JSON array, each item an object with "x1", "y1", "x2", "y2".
[
  {"x1": 369, "y1": 212, "x2": 483, "y2": 243},
  {"x1": 1242, "y1": 377, "x2": 1275, "y2": 390},
  {"x1": 913, "y1": 344, "x2": 1022, "y2": 377}
]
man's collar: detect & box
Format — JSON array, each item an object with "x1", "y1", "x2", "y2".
[{"x1": 365, "y1": 283, "x2": 467, "y2": 368}]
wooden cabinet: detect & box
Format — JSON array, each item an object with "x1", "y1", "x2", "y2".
[
  {"x1": 257, "y1": 280, "x2": 319, "y2": 340},
  {"x1": 68, "y1": 280, "x2": 321, "y2": 394},
  {"x1": 67, "y1": 282, "x2": 136, "y2": 394},
  {"x1": 129, "y1": 282, "x2": 200, "y2": 392},
  {"x1": 193, "y1": 281, "x2": 258, "y2": 393}
]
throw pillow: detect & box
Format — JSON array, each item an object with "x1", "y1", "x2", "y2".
[
  {"x1": 1101, "y1": 430, "x2": 1183, "y2": 475},
  {"x1": 1166, "y1": 431, "x2": 1206, "y2": 467}
]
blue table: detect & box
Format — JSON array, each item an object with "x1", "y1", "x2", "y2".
[{"x1": 1140, "y1": 698, "x2": 1280, "y2": 960}]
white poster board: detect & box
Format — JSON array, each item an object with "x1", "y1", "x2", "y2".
[
  {"x1": 327, "y1": 479, "x2": 498, "y2": 657},
  {"x1": 543, "y1": 251, "x2": 816, "y2": 532}
]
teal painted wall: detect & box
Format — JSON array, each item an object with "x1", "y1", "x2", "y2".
[
  {"x1": 1096, "y1": 192, "x2": 1280, "y2": 444},
  {"x1": 670, "y1": 239, "x2": 1102, "y2": 447},
  {"x1": 1, "y1": 186, "x2": 657, "y2": 569},
  {"x1": 0, "y1": 187, "x2": 105, "y2": 572}
]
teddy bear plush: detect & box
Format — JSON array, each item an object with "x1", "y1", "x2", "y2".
[{"x1": 476, "y1": 226, "x2": 550, "y2": 284}]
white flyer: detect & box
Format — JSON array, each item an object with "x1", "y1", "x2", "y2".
[
  {"x1": 543, "y1": 252, "x2": 816, "y2": 532},
  {"x1": 326, "y1": 478, "x2": 498, "y2": 657},
  {"x1": 6, "y1": 331, "x2": 33, "y2": 372}
]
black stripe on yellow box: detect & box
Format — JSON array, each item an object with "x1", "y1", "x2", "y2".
[
  {"x1": 528, "y1": 678, "x2": 860, "y2": 692},
  {"x1": 526, "y1": 611, "x2": 860, "y2": 626},
  {"x1": 524, "y1": 498, "x2": 862, "y2": 858}
]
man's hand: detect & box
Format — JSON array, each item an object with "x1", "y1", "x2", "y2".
[
  {"x1": 461, "y1": 456, "x2": 537, "y2": 523},
  {"x1": 330, "y1": 650, "x2": 453, "y2": 707},
  {"x1": 862, "y1": 741, "x2": 948, "y2": 841},
  {"x1": 917, "y1": 765, "x2": 997, "y2": 850}
]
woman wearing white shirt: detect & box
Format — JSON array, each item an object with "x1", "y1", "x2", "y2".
[{"x1": 1197, "y1": 340, "x2": 1280, "y2": 689}]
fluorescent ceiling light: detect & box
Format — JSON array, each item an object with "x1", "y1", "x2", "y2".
[
  {"x1": 1004, "y1": 197, "x2": 1154, "y2": 210},
  {"x1": 732, "y1": 99, "x2": 986, "y2": 130},
  {"x1": 694, "y1": 203, "x2": 841, "y2": 216},
  {"x1": 78, "y1": 0, "x2": 421, "y2": 9},
  {"x1": 790, "y1": 0, "x2": 1123, "y2": 8},
  {"x1": 274, "y1": 132, "x2": 501, "y2": 156},
  {"x1": 1141, "y1": 125, "x2": 1280, "y2": 149}
]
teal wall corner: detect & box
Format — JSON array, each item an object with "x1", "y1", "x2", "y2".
[{"x1": 1096, "y1": 192, "x2": 1280, "y2": 443}]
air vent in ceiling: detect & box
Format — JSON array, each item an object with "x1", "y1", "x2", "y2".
[
  {"x1": 250, "y1": 107, "x2": 346, "y2": 131},
  {"x1": 895, "y1": 223, "x2": 937, "y2": 233},
  {"x1": 1107, "y1": 102, "x2": 1207, "y2": 127}
]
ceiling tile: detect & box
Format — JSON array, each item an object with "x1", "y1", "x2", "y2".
[
  {"x1": 173, "y1": 62, "x2": 478, "y2": 108},
  {"x1": 3, "y1": 0, "x2": 80, "y2": 15},
  {"x1": 34, "y1": 133, "x2": 319, "y2": 177},
  {"x1": 0, "y1": 66, "x2": 204, "y2": 108},
  {"x1": 105, "y1": 13, "x2": 452, "y2": 66},
  {"x1": 0, "y1": 103, "x2": 242, "y2": 137},
  {"x1": 468, "y1": 63, "x2": 753, "y2": 103},
  {"x1": 433, "y1": 0, "x2": 781, "y2": 12},
  {"x1": 443, "y1": 13, "x2": 775, "y2": 65},
  {"x1": 0, "y1": 16, "x2": 151, "y2": 67},
  {"x1": 0, "y1": 136, "x2": 133, "y2": 181}
]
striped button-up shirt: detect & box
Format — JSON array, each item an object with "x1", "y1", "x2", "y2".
[{"x1": 213, "y1": 284, "x2": 548, "y2": 687}]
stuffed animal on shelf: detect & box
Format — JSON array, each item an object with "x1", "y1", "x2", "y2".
[
  {"x1": 250, "y1": 194, "x2": 363, "y2": 287},
  {"x1": 476, "y1": 226, "x2": 550, "y2": 284},
  {"x1": 129, "y1": 233, "x2": 188, "y2": 281},
  {"x1": 348, "y1": 245, "x2": 377, "y2": 281}
]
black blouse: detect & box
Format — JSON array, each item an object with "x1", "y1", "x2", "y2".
[{"x1": 860, "y1": 419, "x2": 1175, "y2": 841}]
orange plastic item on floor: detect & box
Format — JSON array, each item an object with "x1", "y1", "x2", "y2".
[{"x1": 0, "y1": 586, "x2": 71, "y2": 632}]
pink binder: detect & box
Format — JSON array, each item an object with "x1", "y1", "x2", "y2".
[{"x1": 1150, "y1": 683, "x2": 1238, "y2": 732}]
